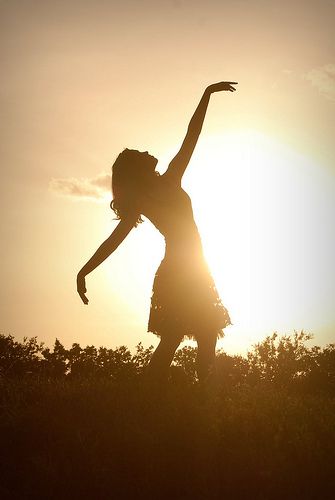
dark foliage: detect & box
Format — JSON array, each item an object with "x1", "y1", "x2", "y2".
[
  {"x1": 1, "y1": 331, "x2": 334, "y2": 393},
  {"x1": 1, "y1": 332, "x2": 334, "y2": 499},
  {"x1": 0, "y1": 334, "x2": 154, "y2": 381}
]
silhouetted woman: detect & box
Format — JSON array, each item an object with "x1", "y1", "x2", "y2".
[{"x1": 77, "y1": 82, "x2": 237, "y2": 382}]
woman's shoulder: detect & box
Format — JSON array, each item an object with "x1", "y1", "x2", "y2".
[
  {"x1": 159, "y1": 169, "x2": 182, "y2": 191},
  {"x1": 140, "y1": 173, "x2": 175, "y2": 210}
]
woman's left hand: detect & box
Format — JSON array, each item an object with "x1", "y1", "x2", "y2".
[
  {"x1": 77, "y1": 272, "x2": 89, "y2": 304},
  {"x1": 207, "y1": 81, "x2": 238, "y2": 93}
]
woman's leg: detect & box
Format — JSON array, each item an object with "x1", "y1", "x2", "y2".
[
  {"x1": 147, "y1": 334, "x2": 183, "y2": 381},
  {"x1": 196, "y1": 333, "x2": 217, "y2": 382}
]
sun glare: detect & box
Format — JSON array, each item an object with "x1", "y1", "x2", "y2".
[
  {"x1": 184, "y1": 131, "x2": 335, "y2": 352},
  {"x1": 103, "y1": 131, "x2": 334, "y2": 354}
]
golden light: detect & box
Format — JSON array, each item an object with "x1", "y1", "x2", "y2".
[
  {"x1": 185, "y1": 131, "x2": 335, "y2": 352},
  {"x1": 101, "y1": 130, "x2": 334, "y2": 354}
]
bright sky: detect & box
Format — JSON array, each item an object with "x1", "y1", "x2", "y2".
[{"x1": 1, "y1": 0, "x2": 335, "y2": 354}]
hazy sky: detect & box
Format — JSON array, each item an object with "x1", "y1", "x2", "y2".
[{"x1": 1, "y1": 0, "x2": 335, "y2": 354}]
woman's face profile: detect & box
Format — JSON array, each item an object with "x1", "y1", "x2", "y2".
[
  {"x1": 141, "y1": 151, "x2": 158, "y2": 166},
  {"x1": 138, "y1": 151, "x2": 158, "y2": 174}
]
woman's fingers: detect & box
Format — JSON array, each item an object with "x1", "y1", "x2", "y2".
[
  {"x1": 208, "y1": 81, "x2": 238, "y2": 93},
  {"x1": 217, "y1": 81, "x2": 238, "y2": 87},
  {"x1": 80, "y1": 292, "x2": 89, "y2": 305},
  {"x1": 77, "y1": 275, "x2": 89, "y2": 304},
  {"x1": 227, "y1": 82, "x2": 238, "y2": 90}
]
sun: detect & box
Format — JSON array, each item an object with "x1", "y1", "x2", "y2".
[
  {"x1": 183, "y1": 130, "x2": 335, "y2": 353},
  {"x1": 102, "y1": 130, "x2": 334, "y2": 354}
]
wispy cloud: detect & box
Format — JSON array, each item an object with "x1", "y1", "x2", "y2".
[
  {"x1": 49, "y1": 172, "x2": 111, "y2": 201},
  {"x1": 305, "y1": 63, "x2": 335, "y2": 101}
]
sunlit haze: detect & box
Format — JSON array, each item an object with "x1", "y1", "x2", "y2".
[{"x1": 1, "y1": 0, "x2": 334, "y2": 354}]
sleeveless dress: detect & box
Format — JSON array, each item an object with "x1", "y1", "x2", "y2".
[{"x1": 142, "y1": 175, "x2": 231, "y2": 341}]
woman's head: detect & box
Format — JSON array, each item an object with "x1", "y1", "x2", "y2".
[{"x1": 110, "y1": 148, "x2": 158, "y2": 225}]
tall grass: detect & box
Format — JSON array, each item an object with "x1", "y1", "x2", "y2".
[
  {"x1": 1, "y1": 375, "x2": 334, "y2": 499},
  {"x1": 1, "y1": 331, "x2": 334, "y2": 498}
]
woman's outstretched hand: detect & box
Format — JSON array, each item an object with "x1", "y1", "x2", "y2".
[
  {"x1": 77, "y1": 272, "x2": 89, "y2": 304},
  {"x1": 207, "y1": 81, "x2": 238, "y2": 93}
]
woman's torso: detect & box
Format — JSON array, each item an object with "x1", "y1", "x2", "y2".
[{"x1": 140, "y1": 175, "x2": 203, "y2": 260}]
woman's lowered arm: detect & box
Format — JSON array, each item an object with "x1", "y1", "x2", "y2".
[
  {"x1": 166, "y1": 81, "x2": 238, "y2": 183},
  {"x1": 76, "y1": 218, "x2": 135, "y2": 304}
]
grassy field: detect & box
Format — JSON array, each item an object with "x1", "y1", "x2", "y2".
[{"x1": 1, "y1": 374, "x2": 334, "y2": 499}]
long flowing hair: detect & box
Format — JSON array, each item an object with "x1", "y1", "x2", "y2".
[{"x1": 110, "y1": 149, "x2": 156, "y2": 226}]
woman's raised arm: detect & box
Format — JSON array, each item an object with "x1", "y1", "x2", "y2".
[
  {"x1": 76, "y1": 218, "x2": 135, "y2": 304},
  {"x1": 166, "y1": 81, "x2": 237, "y2": 183}
]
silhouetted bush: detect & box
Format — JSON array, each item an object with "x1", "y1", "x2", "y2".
[
  {"x1": 247, "y1": 331, "x2": 335, "y2": 394},
  {"x1": 1, "y1": 331, "x2": 334, "y2": 393},
  {"x1": 0, "y1": 334, "x2": 44, "y2": 378},
  {"x1": 1, "y1": 331, "x2": 334, "y2": 499}
]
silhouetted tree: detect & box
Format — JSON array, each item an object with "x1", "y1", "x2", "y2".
[
  {"x1": 302, "y1": 342, "x2": 335, "y2": 393},
  {"x1": 131, "y1": 342, "x2": 154, "y2": 371},
  {"x1": 0, "y1": 334, "x2": 44, "y2": 377},
  {"x1": 1, "y1": 332, "x2": 334, "y2": 392},
  {"x1": 216, "y1": 352, "x2": 249, "y2": 388},
  {"x1": 246, "y1": 330, "x2": 333, "y2": 389},
  {"x1": 41, "y1": 338, "x2": 68, "y2": 377}
]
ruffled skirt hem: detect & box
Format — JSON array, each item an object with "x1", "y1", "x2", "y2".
[{"x1": 147, "y1": 256, "x2": 232, "y2": 341}]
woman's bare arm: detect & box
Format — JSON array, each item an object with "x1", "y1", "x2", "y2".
[
  {"x1": 77, "y1": 218, "x2": 135, "y2": 304},
  {"x1": 166, "y1": 81, "x2": 237, "y2": 183}
]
